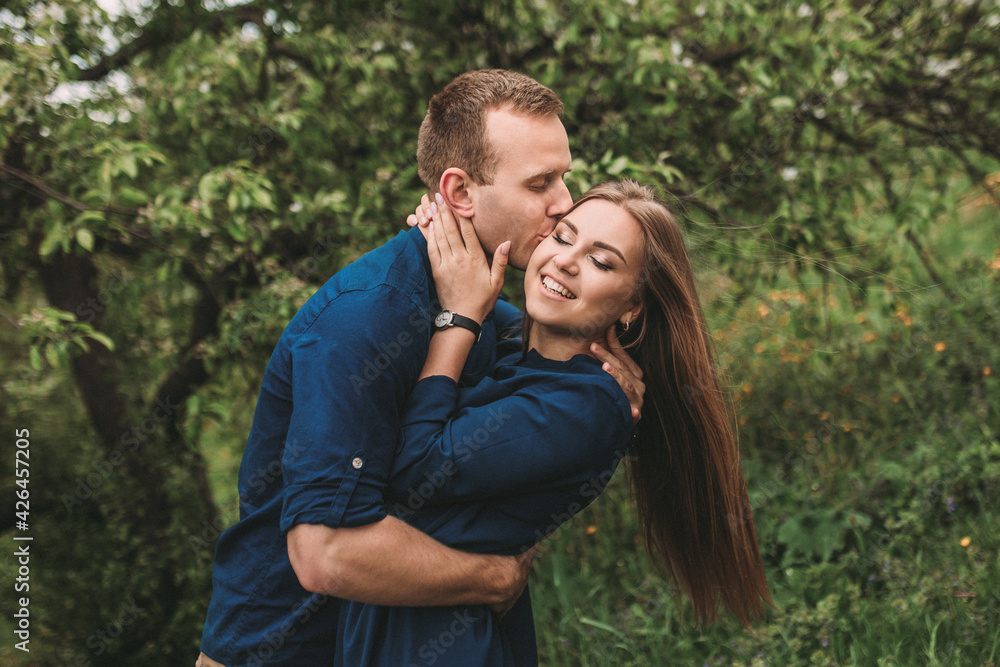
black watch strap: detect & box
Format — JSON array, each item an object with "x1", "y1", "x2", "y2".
[{"x1": 434, "y1": 310, "x2": 482, "y2": 341}]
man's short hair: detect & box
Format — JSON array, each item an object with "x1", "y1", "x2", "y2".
[{"x1": 416, "y1": 69, "x2": 564, "y2": 191}]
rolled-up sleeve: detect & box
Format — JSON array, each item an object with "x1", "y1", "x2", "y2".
[
  {"x1": 390, "y1": 371, "x2": 630, "y2": 504},
  {"x1": 279, "y1": 287, "x2": 427, "y2": 531}
]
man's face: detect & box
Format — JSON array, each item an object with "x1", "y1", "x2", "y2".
[{"x1": 466, "y1": 109, "x2": 574, "y2": 270}]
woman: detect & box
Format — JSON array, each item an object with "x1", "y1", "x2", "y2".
[{"x1": 335, "y1": 180, "x2": 772, "y2": 665}]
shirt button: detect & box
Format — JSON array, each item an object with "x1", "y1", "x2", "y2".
[{"x1": 351, "y1": 457, "x2": 364, "y2": 470}]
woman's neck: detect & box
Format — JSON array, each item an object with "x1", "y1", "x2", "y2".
[{"x1": 527, "y1": 323, "x2": 603, "y2": 362}]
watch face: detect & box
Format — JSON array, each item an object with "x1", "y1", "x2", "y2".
[{"x1": 434, "y1": 311, "x2": 453, "y2": 328}]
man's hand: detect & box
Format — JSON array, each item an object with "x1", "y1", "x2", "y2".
[
  {"x1": 591, "y1": 325, "x2": 645, "y2": 423},
  {"x1": 490, "y1": 544, "x2": 538, "y2": 618}
]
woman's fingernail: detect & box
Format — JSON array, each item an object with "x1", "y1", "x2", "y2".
[
  {"x1": 419, "y1": 216, "x2": 427, "y2": 226},
  {"x1": 430, "y1": 202, "x2": 438, "y2": 216},
  {"x1": 501, "y1": 241, "x2": 510, "y2": 255},
  {"x1": 435, "y1": 192, "x2": 444, "y2": 205}
]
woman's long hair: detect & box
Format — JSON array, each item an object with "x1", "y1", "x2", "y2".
[{"x1": 554, "y1": 180, "x2": 772, "y2": 626}]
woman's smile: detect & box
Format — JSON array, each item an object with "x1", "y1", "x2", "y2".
[{"x1": 540, "y1": 275, "x2": 577, "y2": 299}]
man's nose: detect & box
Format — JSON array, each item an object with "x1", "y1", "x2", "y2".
[{"x1": 548, "y1": 181, "x2": 573, "y2": 218}]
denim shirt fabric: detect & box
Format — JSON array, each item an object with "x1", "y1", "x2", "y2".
[
  {"x1": 334, "y1": 348, "x2": 633, "y2": 666},
  {"x1": 201, "y1": 228, "x2": 520, "y2": 666}
]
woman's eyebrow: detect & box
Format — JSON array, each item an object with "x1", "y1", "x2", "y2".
[
  {"x1": 594, "y1": 241, "x2": 627, "y2": 264},
  {"x1": 559, "y1": 219, "x2": 627, "y2": 264}
]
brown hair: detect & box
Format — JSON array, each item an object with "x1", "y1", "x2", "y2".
[
  {"x1": 547, "y1": 180, "x2": 773, "y2": 626},
  {"x1": 416, "y1": 69, "x2": 563, "y2": 191}
]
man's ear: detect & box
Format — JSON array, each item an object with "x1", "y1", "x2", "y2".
[{"x1": 439, "y1": 168, "x2": 476, "y2": 218}]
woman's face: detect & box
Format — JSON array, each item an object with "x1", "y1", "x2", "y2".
[{"x1": 524, "y1": 198, "x2": 644, "y2": 340}]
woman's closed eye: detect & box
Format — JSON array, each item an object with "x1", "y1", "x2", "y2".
[
  {"x1": 554, "y1": 234, "x2": 613, "y2": 271},
  {"x1": 590, "y1": 256, "x2": 612, "y2": 271}
]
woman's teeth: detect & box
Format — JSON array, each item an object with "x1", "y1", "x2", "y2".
[{"x1": 542, "y1": 276, "x2": 576, "y2": 299}]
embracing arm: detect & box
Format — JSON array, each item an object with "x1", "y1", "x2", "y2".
[
  {"x1": 284, "y1": 325, "x2": 531, "y2": 608},
  {"x1": 284, "y1": 202, "x2": 519, "y2": 608},
  {"x1": 278, "y1": 289, "x2": 531, "y2": 609},
  {"x1": 288, "y1": 518, "x2": 534, "y2": 608}
]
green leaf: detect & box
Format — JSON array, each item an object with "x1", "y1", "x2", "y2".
[
  {"x1": 39, "y1": 225, "x2": 66, "y2": 258},
  {"x1": 29, "y1": 347, "x2": 42, "y2": 371},
  {"x1": 227, "y1": 222, "x2": 248, "y2": 242},
  {"x1": 252, "y1": 188, "x2": 276, "y2": 212},
  {"x1": 101, "y1": 159, "x2": 113, "y2": 186},
  {"x1": 607, "y1": 156, "x2": 628, "y2": 176},
  {"x1": 74, "y1": 211, "x2": 107, "y2": 225},
  {"x1": 87, "y1": 331, "x2": 116, "y2": 351},
  {"x1": 121, "y1": 153, "x2": 138, "y2": 180},
  {"x1": 770, "y1": 96, "x2": 796, "y2": 112},
  {"x1": 117, "y1": 186, "x2": 149, "y2": 207},
  {"x1": 44, "y1": 344, "x2": 60, "y2": 368},
  {"x1": 76, "y1": 228, "x2": 95, "y2": 251},
  {"x1": 579, "y1": 617, "x2": 626, "y2": 640}
]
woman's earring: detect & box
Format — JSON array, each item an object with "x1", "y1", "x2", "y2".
[{"x1": 622, "y1": 319, "x2": 630, "y2": 332}]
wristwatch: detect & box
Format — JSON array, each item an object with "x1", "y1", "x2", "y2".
[{"x1": 433, "y1": 310, "x2": 482, "y2": 341}]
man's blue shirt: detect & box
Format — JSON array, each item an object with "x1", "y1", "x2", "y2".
[{"x1": 201, "y1": 228, "x2": 520, "y2": 666}]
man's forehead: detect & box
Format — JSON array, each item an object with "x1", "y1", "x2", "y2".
[{"x1": 485, "y1": 110, "x2": 571, "y2": 176}]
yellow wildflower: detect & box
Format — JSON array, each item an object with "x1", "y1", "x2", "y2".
[
  {"x1": 960, "y1": 536, "x2": 971, "y2": 548},
  {"x1": 934, "y1": 341, "x2": 947, "y2": 352}
]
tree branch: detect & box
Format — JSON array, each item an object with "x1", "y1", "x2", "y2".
[
  {"x1": 0, "y1": 162, "x2": 140, "y2": 216},
  {"x1": 868, "y1": 157, "x2": 958, "y2": 301}
]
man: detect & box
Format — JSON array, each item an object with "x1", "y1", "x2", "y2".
[{"x1": 198, "y1": 69, "x2": 638, "y2": 666}]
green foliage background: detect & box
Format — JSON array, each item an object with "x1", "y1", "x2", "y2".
[{"x1": 1, "y1": 0, "x2": 998, "y2": 664}]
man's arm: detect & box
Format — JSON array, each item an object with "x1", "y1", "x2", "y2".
[
  {"x1": 280, "y1": 303, "x2": 531, "y2": 612},
  {"x1": 277, "y1": 224, "x2": 524, "y2": 610},
  {"x1": 288, "y1": 518, "x2": 535, "y2": 613},
  {"x1": 286, "y1": 203, "x2": 525, "y2": 610}
]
